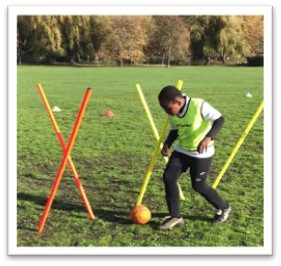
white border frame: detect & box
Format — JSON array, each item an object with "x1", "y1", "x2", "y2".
[{"x1": 8, "y1": 5, "x2": 272, "y2": 256}]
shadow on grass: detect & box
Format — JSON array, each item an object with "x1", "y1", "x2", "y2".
[
  {"x1": 17, "y1": 192, "x2": 133, "y2": 225},
  {"x1": 17, "y1": 192, "x2": 88, "y2": 214},
  {"x1": 17, "y1": 192, "x2": 213, "y2": 230},
  {"x1": 94, "y1": 208, "x2": 132, "y2": 225}
]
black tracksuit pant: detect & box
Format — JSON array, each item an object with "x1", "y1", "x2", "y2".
[{"x1": 163, "y1": 151, "x2": 228, "y2": 218}]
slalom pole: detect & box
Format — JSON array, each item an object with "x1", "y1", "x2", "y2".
[
  {"x1": 211, "y1": 100, "x2": 264, "y2": 189},
  {"x1": 136, "y1": 116, "x2": 170, "y2": 206},
  {"x1": 136, "y1": 84, "x2": 162, "y2": 149},
  {"x1": 136, "y1": 80, "x2": 183, "y2": 206},
  {"x1": 38, "y1": 88, "x2": 92, "y2": 233},
  {"x1": 36, "y1": 84, "x2": 95, "y2": 220},
  {"x1": 136, "y1": 83, "x2": 185, "y2": 201}
]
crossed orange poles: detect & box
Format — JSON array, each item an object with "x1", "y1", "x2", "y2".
[{"x1": 37, "y1": 84, "x2": 94, "y2": 233}]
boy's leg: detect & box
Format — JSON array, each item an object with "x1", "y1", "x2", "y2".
[
  {"x1": 162, "y1": 151, "x2": 187, "y2": 218},
  {"x1": 189, "y1": 156, "x2": 229, "y2": 210}
]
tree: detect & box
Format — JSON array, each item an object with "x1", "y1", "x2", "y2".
[
  {"x1": 242, "y1": 16, "x2": 263, "y2": 55},
  {"x1": 186, "y1": 16, "x2": 254, "y2": 65},
  {"x1": 216, "y1": 16, "x2": 251, "y2": 64},
  {"x1": 17, "y1": 16, "x2": 64, "y2": 63},
  {"x1": 149, "y1": 16, "x2": 190, "y2": 67},
  {"x1": 17, "y1": 15, "x2": 263, "y2": 66},
  {"x1": 188, "y1": 16, "x2": 251, "y2": 64},
  {"x1": 97, "y1": 16, "x2": 152, "y2": 66},
  {"x1": 58, "y1": 16, "x2": 91, "y2": 63},
  {"x1": 185, "y1": 16, "x2": 212, "y2": 63},
  {"x1": 87, "y1": 16, "x2": 109, "y2": 63},
  {"x1": 17, "y1": 16, "x2": 33, "y2": 64}
]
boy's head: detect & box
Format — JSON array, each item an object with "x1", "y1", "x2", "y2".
[{"x1": 158, "y1": 86, "x2": 185, "y2": 115}]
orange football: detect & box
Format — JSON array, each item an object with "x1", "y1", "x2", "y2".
[{"x1": 130, "y1": 205, "x2": 151, "y2": 225}]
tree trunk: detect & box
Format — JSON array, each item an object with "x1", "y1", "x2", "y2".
[
  {"x1": 77, "y1": 53, "x2": 81, "y2": 63},
  {"x1": 70, "y1": 55, "x2": 75, "y2": 65},
  {"x1": 222, "y1": 55, "x2": 226, "y2": 64},
  {"x1": 119, "y1": 58, "x2": 123, "y2": 67},
  {"x1": 94, "y1": 55, "x2": 99, "y2": 64},
  {"x1": 166, "y1": 47, "x2": 171, "y2": 68}
]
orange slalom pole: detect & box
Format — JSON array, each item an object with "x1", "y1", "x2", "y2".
[
  {"x1": 36, "y1": 84, "x2": 94, "y2": 220},
  {"x1": 38, "y1": 88, "x2": 92, "y2": 233}
]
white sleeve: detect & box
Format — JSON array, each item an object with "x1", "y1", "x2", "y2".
[{"x1": 201, "y1": 101, "x2": 222, "y2": 121}]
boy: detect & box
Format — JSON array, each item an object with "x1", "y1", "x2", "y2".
[{"x1": 158, "y1": 85, "x2": 231, "y2": 230}]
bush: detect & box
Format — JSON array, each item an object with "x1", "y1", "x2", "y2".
[{"x1": 247, "y1": 54, "x2": 263, "y2": 66}]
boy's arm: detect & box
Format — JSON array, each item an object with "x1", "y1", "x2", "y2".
[
  {"x1": 198, "y1": 101, "x2": 225, "y2": 153},
  {"x1": 161, "y1": 129, "x2": 178, "y2": 156},
  {"x1": 206, "y1": 116, "x2": 225, "y2": 139},
  {"x1": 164, "y1": 129, "x2": 179, "y2": 148},
  {"x1": 201, "y1": 100, "x2": 225, "y2": 137}
]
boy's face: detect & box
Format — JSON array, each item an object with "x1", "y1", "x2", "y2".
[{"x1": 160, "y1": 97, "x2": 185, "y2": 115}]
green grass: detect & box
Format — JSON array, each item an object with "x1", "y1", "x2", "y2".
[{"x1": 17, "y1": 65, "x2": 264, "y2": 247}]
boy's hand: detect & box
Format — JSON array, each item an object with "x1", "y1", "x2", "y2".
[
  {"x1": 197, "y1": 136, "x2": 212, "y2": 154},
  {"x1": 161, "y1": 143, "x2": 170, "y2": 157}
]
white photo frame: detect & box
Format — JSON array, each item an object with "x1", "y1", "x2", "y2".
[{"x1": 8, "y1": 5, "x2": 272, "y2": 256}]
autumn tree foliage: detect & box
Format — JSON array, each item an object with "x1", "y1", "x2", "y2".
[
  {"x1": 242, "y1": 16, "x2": 263, "y2": 55},
  {"x1": 147, "y1": 16, "x2": 190, "y2": 67},
  {"x1": 17, "y1": 15, "x2": 264, "y2": 66},
  {"x1": 97, "y1": 16, "x2": 152, "y2": 66}
]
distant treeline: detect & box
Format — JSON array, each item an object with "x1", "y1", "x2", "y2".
[{"x1": 17, "y1": 15, "x2": 263, "y2": 66}]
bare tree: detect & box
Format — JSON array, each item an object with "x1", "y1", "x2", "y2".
[{"x1": 149, "y1": 16, "x2": 190, "y2": 67}]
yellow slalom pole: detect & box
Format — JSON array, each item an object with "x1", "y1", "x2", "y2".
[
  {"x1": 211, "y1": 100, "x2": 264, "y2": 189},
  {"x1": 136, "y1": 80, "x2": 184, "y2": 206},
  {"x1": 136, "y1": 84, "x2": 161, "y2": 147},
  {"x1": 136, "y1": 83, "x2": 185, "y2": 200}
]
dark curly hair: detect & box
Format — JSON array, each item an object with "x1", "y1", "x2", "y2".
[{"x1": 158, "y1": 86, "x2": 183, "y2": 106}]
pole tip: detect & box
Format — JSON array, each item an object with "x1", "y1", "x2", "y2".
[{"x1": 86, "y1": 87, "x2": 92, "y2": 91}]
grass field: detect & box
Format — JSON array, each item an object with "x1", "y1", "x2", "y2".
[{"x1": 16, "y1": 65, "x2": 264, "y2": 248}]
